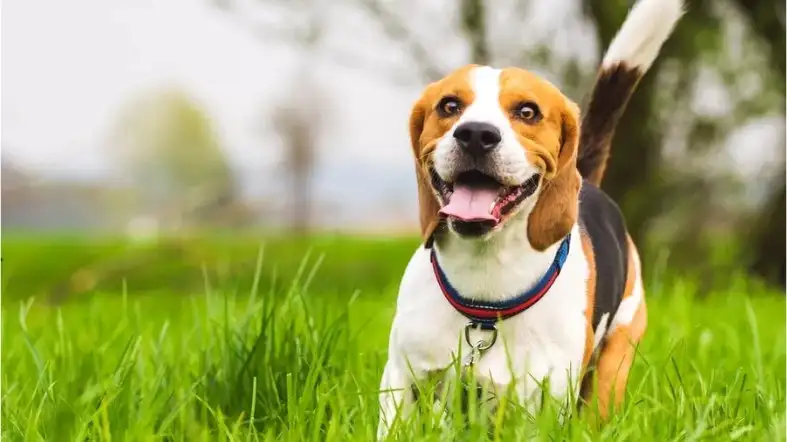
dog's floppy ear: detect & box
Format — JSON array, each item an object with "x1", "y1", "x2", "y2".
[
  {"x1": 527, "y1": 99, "x2": 581, "y2": 250},
  {"x1": 410, "y1": 95, "x2": 442, "y2": 247}
]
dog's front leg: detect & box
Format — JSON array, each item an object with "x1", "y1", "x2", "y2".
[{"x1": 377, "y1": 360, "x2": 414, "y2": 440}]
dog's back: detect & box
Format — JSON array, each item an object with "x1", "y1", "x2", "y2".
[{"x1": 578, "y1": 182, "x2": 629, "y2": 330}]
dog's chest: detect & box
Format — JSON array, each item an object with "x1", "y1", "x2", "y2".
[{"x1": 391, "y1": 246, "x2": 589, "y2": 397}]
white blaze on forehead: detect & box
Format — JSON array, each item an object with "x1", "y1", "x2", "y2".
[{"x1": 460, "y1": 66, "x2": 506, "y2": 126}]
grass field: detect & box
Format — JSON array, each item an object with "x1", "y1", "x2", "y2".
[{"x1": 2, "y1": 235, "x2": 785, "y2": 441}]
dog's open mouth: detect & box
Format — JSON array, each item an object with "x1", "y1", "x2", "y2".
[{"x1": 431, "y1": 169, "x2": 540, "y2": 227}]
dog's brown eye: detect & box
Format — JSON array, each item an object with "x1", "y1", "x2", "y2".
[
  {"x1": 515, "y1": 102, "x2": 540, "y2": 122},
  {"x1": 437, "y1": 97, "x2": 463, "y2": 117}
]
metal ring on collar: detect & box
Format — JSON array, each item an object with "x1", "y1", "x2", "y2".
[{"x1": 464, "y1": 321, "x2": 498, "y2": 350}]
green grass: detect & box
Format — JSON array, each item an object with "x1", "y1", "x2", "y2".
[
  {"x1": 1, "y1": 235, "x2": 420, "y2": 304},
  {"x1": 2, "y1": 236, "x2": 785, "y2": 441}
]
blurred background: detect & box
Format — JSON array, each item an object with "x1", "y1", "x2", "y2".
[{"x1": 2, "y1": 0, "x2": 785, "y2": 301}]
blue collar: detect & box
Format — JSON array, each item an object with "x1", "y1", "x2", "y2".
[{"x1": 430, "y1": 234, "x2": 572, "y2": 327}]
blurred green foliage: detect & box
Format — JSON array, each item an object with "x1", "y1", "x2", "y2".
[
  {"x1": 1, "y1": 235, "x2": 421, "y2": 304},
  {"x1": 1, "y1": 233, "x2": 776, "y2": 306},
  {"x1": 110, "y1": 88, "x2": 255, "y2": 230}
]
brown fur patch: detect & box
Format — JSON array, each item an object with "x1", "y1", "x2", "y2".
[
  {"x1": 526, "y1": 101, "x2": 581, "y2": 251},
  {"x1": 497, "y1": 68, "x2": 570, "y2": 180},
  {"x1": 580, "y1": 229, "x2": 597, "y2": 370},
  {"x1": 585, "y1": 236, "x2": 646, "y2": 421},
  {"x1": 593, "y1": 299, "x2": 646, "y2": 420}
]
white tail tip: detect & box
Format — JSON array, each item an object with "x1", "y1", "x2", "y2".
[{"x1": 602, "y1": 0, "x2": 685, "y2": 71}]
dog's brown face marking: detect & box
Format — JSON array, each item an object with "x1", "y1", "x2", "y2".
[
  {"x1": 409, "y1": 65, "x2": 476, "y2": 170},
  {"x1": 409, "y1": 65, "x2": 581, "y2": 249},
  {"x1": 497, "y1": 68, "x2": 573, "y2": 180}
]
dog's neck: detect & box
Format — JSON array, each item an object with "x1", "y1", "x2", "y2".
[{"x1": 433, "y1": 203, "x2": 565, "y2": 303}]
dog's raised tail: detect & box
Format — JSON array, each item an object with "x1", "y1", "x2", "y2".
[{"x1": 577, "y1": 0, "x2": 684, "y2": 186}]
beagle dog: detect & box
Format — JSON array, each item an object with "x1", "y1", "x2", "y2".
[{"x1": 378, "y1": 0, "x2": 684, "y2": 437}]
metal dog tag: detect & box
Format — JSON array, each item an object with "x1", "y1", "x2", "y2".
[
  {"x1": 461, "y1": 322, "x2": 498, "y2": 368},
  {"x1": 462, "y1": 344, "x2": 482, "y2": 367}
]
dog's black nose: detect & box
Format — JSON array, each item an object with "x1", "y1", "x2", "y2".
[{"x1": 453, "y1": 122, "x2": 502, "y2": 157}]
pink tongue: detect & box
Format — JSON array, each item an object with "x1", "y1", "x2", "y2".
[{"x1": 439, "y1": 184, "x2": 500, "y2": 222}]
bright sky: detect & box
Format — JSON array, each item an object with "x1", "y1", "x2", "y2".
[{"x1": 2, "y1": 0, "x2": 420, "y2": 183}]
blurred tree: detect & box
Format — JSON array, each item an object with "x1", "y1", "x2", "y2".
[
  {"x1": 730, "y1": 0, "x2": 785, "y2": 285},
  {"x1": 269, "y1": 78, "x2": 326, "y2": 233},
  {"x1": 461, "y1": 0, "x2": 489, "y2": 64},
  {"x1": 110, "y1": 88, "x2": 254, "y2": 232},
  {"x1": 220, "y1": 0, "x2": 332, "y2": 233},
  {"x1": 356, "y1": 0, "x2": 491, "y2": 79},
  {"x1": 750, "y1": 178, "x2": 786, "y2": 284}
]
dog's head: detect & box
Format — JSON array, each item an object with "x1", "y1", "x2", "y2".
[{"x1": 411, "y1": 65, "x2": 581, "y2": 250}]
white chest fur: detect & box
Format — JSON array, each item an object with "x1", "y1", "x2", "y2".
[{"x1": 384, "y1": 223, "x2": 590, "y2": 415}]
